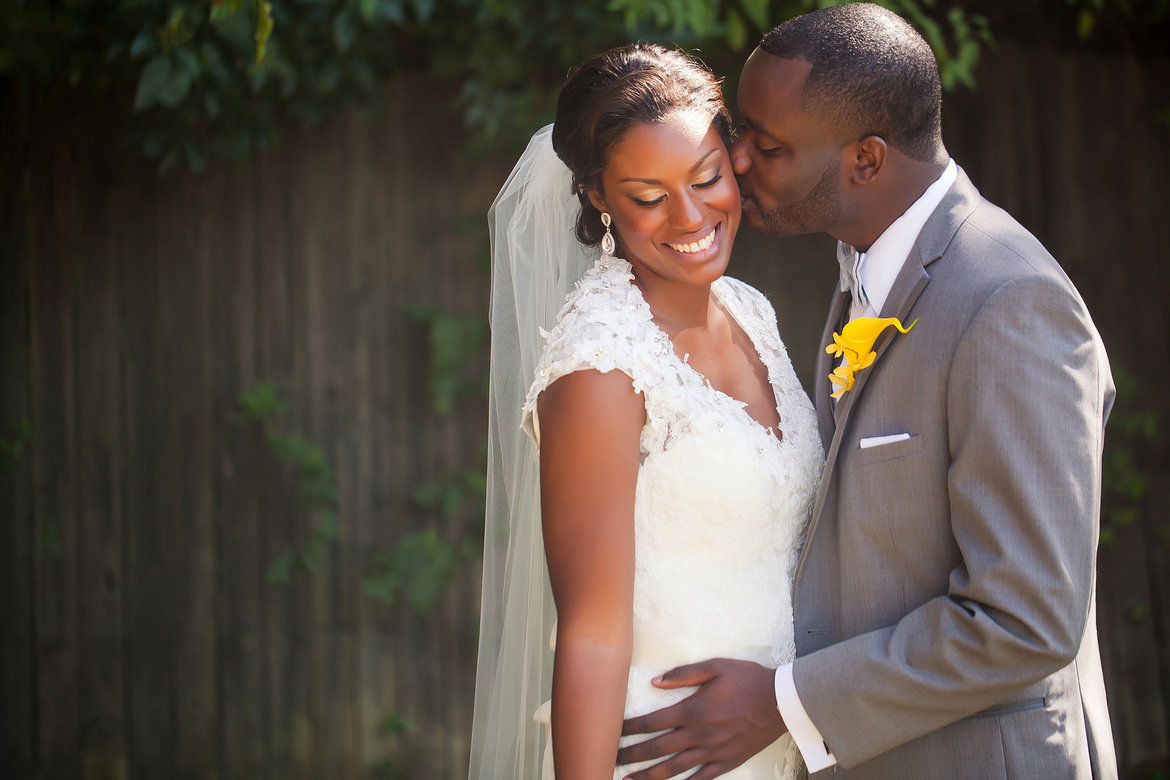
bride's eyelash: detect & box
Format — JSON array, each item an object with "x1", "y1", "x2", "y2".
[{"x1": 632, "y1": 172, "x2": 722, "y2": 206}]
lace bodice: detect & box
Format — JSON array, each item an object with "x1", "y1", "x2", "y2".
[{"x1": 523, "y1": 257, "x2": 824, "y2": 779}]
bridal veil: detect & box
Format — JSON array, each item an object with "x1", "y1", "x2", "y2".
[{"x1": 469, "y1": 125, "x2": 595, "y2": 777}]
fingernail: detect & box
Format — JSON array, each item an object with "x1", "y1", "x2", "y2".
[{"x1": 651, "y1": 675, "x2": 663, "y2": 684}]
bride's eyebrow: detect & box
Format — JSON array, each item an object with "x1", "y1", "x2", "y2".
[{"x1": 617, "y1": 148, "x2": 721, "y2": 184}]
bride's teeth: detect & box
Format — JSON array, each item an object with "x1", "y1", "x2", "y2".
[{"x1": 667, "y1": 229, "x2": 715, "y2": 254}]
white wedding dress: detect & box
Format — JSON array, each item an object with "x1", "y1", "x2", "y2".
[{"x1": 522, "y1": 256, "x2": 824, "y2": 780}]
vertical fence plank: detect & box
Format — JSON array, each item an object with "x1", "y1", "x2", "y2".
[
  {"x1": 161, "y1": 170, "x2": 220, "y2": 779},
  {"x1": 118, "y1": 164, "x2": 176, "y2": 777},
  {"x1": 258, "y1": 143, "x2": 313, "y2": 780},
  {"x1": 29, "y1": 116, "x2": 82, "y2": 779},
  {"x1": 74, "y1": 153, "x2": 129, "y2": 779},
  {"x1": 0, "y1": 81, "x2": 38, "y2": 780}
]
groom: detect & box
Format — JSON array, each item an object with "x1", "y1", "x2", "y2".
[{"x1": 618, "y1": 4, "x2": 1118, "y2": 778}]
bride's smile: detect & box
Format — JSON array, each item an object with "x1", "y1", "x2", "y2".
[{"x1": 664, "y1": 224, "x2": 717, "y2": 255}]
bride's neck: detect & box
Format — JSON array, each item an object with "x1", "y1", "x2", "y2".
[{"x1": 635, "y1": 276, "x2": 716, "y2": 334}]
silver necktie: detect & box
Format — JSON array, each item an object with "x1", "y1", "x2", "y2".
[{"x1": 836, "y1": 240, "x2": 868, "y2": 312}]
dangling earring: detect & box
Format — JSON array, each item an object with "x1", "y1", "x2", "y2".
[{"x1": 600, "y1": 212, "x2": 616, "y2": 258}]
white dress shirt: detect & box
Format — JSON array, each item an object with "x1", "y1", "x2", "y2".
[{"x1": 774, "y1": 159, "x2": 956, "y2": 772}]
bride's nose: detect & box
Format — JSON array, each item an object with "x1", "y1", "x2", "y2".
[{"x1": 669, "y1": 192, "x2": 704, "y2": 231}]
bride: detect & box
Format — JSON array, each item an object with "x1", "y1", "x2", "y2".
[{"x1": 470, "y1": 44, "x2": 823, "y2": 779}]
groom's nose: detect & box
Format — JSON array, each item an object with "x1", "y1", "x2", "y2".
[{"x1": 730, "y1": 137, "x2": 752, "y2": 175}]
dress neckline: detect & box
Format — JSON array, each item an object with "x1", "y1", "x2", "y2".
[{"x1": 602, "y1": 258, "x2": 785, "y2": 444}]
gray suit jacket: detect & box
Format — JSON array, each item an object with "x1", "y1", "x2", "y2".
[{"x1": 793, "y1": 168, "x2": 1118, "y2": 779}]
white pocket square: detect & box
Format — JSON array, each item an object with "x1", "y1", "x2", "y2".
[{"x1": 859, "y1": 433, "x2": 911, "y2": 449}]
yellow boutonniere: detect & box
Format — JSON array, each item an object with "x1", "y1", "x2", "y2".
[{"x1": 827, "y1": 316, "x2": 918, "y2": 399}]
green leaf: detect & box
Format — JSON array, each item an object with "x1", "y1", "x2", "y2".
[
  {"x1": 725, "y1": 9, "x2": 747, "y2": 51},
  {"x1": 235, "y1": 382, "x2": 290, "y2": 423},
  {"x1": 363, "y1": 551, "x2": 403, "y2": 605},
  {"x1": 382, "y1": 710, "x2": 411, "y2": 734},
  {"x1": 333, "y1": 11, "x2": 357, "y2": 52},
  {"x1": 0, "y1": 415, "x2": 31, "y2": 471},
  {"x1": 38, "y1": 519, "x2": 63, "y2": 557},
  {"x1": 364, "y1": 529, "x2": 459, "y2": 614},
  {"x1": 210, "y1": 0, "x2": 245, "y2": 23},
  {"x1": 255, "y1": 0, "x2": 274, "y2": 63},
  {"x1": 265, "y1": 550, "x2": 294, "y2": 584},
  {"x1": 410, "y1": 481, "x2": 441, "y2": 508},
  {"x1": 371, "y1": 760, "x2": 408, "y2": 780},
  {"x1": 439, "y1": 482, "x2": 465, "y2": 518},
  {"x1": 463, "y1": 469, "x2": 487, "y2": 495},
  {"x1": 404, "y1": 538, "x2": 455, "y2": 614},
  {"x1": 129, "y1": 31, "x2": 158, "y2": 59},
  {"x1": 134, "y1": 56, "x2": 178, "y2": 111},
  {"x1": 173, "y1": 45, "x2": 202, "y2": 78},
  {"x1": 298, "y1": 538, "x2": 325, "y2": 571},
  {"x1": 316, "y1": 509, "x2": 340, "y2": 540},
  {"x1": 412, "y1": 0, "x2": 436, "y2": 23},
  {"x1": 1108, "y1": 507, "x2": 1137, "y2": 528},
  {"x1": 1077, "y1": 9, "x2": 1097, "y2": 39},
  {"x1": 739, "y1": 0, "x2": 770, "y2": 31}
]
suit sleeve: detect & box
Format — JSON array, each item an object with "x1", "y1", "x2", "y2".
[{"x1": 791, "y1": 272, "x2": 1113, "y2": 766}]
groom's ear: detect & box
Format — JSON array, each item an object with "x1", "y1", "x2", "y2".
[{"x1": 851, "y1": 136, "x2": 886, "y2": 184}]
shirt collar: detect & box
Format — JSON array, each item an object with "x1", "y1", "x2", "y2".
[{"x1": 839, "y1": 159, "x2": 956, "y2": 316}]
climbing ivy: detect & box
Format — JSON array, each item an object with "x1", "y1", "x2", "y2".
[{"x1": 230, "y1": 381, "x2": 340, "y2": 584}]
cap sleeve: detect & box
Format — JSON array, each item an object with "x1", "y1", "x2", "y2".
[{"x1": 521, "y1": 260, "x2": 660, "y2": 445}]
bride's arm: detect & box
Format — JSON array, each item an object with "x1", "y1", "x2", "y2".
[{"x1": 537, "y1": 367, "x2": 645, "y2": 780}]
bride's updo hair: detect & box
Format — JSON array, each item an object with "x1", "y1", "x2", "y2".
[{"x1": 552, "y1": 44, "x2": 732, "y2": 247}]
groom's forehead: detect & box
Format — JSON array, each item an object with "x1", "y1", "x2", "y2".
[
  {"x1": 739, "y1": 52, "x2": 810, "y2": 109},
  {"x1": 738, "y1": 54, "x2": 822, "y2": 132},
  {"x1": 742, "y1": 50, "x2": 811, "y2": 88}
]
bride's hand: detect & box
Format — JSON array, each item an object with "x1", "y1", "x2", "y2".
[{"x1": 616, "y1": 658, "x2": 786, "y2": 780}]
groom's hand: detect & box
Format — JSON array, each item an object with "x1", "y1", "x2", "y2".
[{"x1": 617, "y1": 658, "x2": 786, "y2": 780}]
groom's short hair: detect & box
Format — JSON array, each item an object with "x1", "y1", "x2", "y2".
[{"x1": 760, "y1": 2, "x2": 942, "y2": 161}]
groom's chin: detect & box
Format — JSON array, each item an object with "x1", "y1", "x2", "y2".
[
  {"x1": 742, "y1": 215, "x2": 798, "y2": 238},
  {"x1": 740, "y1": 202, "x2": 796, "y2": 238}
]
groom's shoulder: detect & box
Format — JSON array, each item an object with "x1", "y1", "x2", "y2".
[{"x1": 946, "y1": 184, "x2": 1063, "y2": 285}]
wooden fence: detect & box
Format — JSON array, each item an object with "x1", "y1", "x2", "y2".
[{"x1": 1, "y1": 43, "x2": 1168, "y2": 778}]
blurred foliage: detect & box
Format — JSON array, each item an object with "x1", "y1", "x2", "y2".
[
  {"x1": 0, "y1": 414, "x2": 30, "y2": 474},
  {"x1": 37, "y1": 517, "x2": 63, "y2": 558},
  {"x1": 370, "y1": 707, "x2": 412, "y2": 778},
  {"x1": 363, "y1": 300, "x2": 488, "y2": 614},
  {"x1": 12, "y1": 0, "x2": 1164, "y2": 170},
  {"x1": 231, "y1": 381, "x2": 341, "y2": 584},
  {"x1": 364, "y1": 527, "x2": 458, "y2": 614},
  {"x1": 362, "y1": 293, "x2": 489, "y2": 773},
  {"x1": 406, "y1": 303, "x2": 489, "y2": 415},
  {"x1": 1100, "y1": 365, "x2": 1160, "y2": 550},
  {"x1": 6, "y1": 0, "x2": 1165, "y2": 169}
]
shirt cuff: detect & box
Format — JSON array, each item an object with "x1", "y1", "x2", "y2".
[{"x1": 774, "y1": 662, "x2": 837, "y2": 773}]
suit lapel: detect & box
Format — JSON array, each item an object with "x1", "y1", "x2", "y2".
[
  {"x1": 814, "y1": 289, "x2": 850, "y2": 448},
  {"x1": 796, "y1": 166, "x2": 983, "y2": 584}
]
